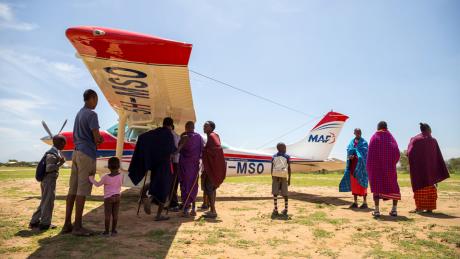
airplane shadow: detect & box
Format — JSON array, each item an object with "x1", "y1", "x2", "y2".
[
  {"x1": 26, "y1": 188, "x2": 192, "y2": 259},
  {"x1": 24, "y1": 189, "x2": 349, "y2": 258},
  {"x1": 288, "y1": 191, "x2": 350, "y2": 206}
]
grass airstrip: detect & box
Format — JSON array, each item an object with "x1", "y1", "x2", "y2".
[{"x1": 0, "y1": 167, "x2": 459, "y2": 258}]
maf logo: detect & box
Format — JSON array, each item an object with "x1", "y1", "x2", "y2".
[{"x1": 308, "y1": 132, "x2": 336, "y2": 144}]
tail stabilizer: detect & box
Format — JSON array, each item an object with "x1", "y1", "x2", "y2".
[{"x1": 262, "y1": 111, "x2": 349, "y2": 161}]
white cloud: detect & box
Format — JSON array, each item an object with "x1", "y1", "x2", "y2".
[
  {"x1": 0, "y1": 91, "x2": 48, "y2": 131},
  {"x1": 0, "y1": 3, "x2": 37, "y2": 31},
  {"x1": 0, "y1": 48, "x2": 85, "y2": 88}
]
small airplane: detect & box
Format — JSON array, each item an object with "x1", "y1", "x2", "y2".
[{"x1": 41, "y1": 26, "x2": 349, "y2": 186}]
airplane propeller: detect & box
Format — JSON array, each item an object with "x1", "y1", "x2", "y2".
[
  {"x1": 41, "y1": 119, "x2": 68, "y2": 138},
  {"x1": 58, "y1": 119, "x2": 67, "y2": 134},
  {"x1": 41, "y1": 121, "x2": 53, "y2": 138}
]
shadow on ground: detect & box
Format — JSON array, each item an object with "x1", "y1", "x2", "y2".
[
  {"x1": 21, "y1": 189, "x2": 400, "y2": 258},
  {"x1": 26, "y1": 188, "x2": 193, "y2": 259}
]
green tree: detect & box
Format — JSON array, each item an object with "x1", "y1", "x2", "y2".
[
  {"x1": 398, "y1": 150, "x2": 409, "y2": 172},
  {"x1": 447, "y1": 157, "x2": 460, "y2": 173}
]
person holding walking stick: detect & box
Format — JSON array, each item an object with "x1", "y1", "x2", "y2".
[
  {"x1": 177, "y1": 121, "x2": 204, "y2": 217},
  {"x1": 128, "y1": 117, "x2": 177, "y2": 221}
]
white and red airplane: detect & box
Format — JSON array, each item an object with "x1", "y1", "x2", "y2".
[{"x1": 42, "y1": 26, "x2": 349, "y2": 186}]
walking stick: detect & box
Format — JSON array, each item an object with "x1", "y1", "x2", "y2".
[
  {"x1": 137, "y1": 170, "x2": 149, "y2": 216},
  {"x1": 165, "y1": 163, "x2": 179, "y2": 216},
  {"x1": 182, "y1": 164, "x2": 202, "y2": 213}
]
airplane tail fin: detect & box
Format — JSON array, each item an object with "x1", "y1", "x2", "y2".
[{"x1": 262, "y1": 111, "x2": 349, "y2": 161}]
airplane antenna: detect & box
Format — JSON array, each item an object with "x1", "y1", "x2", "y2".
[{"x1": 190, "y1": 69, "x2": 316, "y2": 118}]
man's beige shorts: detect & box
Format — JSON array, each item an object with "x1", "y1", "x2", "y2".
[{"x1": 69, "y1": 150, "x2": 95, "y2": 196}]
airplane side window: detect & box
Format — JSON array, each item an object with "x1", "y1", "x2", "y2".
[{"x1": 126, "y1": 128, "x2": 148, "y2": 142}]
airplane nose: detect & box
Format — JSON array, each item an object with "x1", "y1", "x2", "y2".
[{"x1": 40, "y1": 135, "x2": 52, "y2": 145}]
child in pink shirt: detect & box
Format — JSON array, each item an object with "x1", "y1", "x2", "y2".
[{"x1": 89, "y1": 157, "x2": 123, "y2": 236}]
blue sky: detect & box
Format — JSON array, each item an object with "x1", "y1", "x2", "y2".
[{"x1": 0, "y1": 0, "x2": 458, "y2": 162}]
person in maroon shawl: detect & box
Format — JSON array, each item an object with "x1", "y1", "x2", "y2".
[
  {"x1": 202, "y1": 121, "x2": 226, "y2": 219},
  {"x1": 367, "y1": 121, "x2": 401, "y2": 217},
  {"x1": 177, "y1": 121, "x2": 204, "y2": 217},
  {"x1": 407, "y1": 123, "x2": 449, "y2": 213}
]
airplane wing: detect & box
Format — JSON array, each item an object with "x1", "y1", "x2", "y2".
[{"x1": 66, "y1": 26, "x2": 195, "y2": 129}]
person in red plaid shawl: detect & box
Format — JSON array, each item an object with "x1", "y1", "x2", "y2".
[
  {"x1": 367, "y1": 121, "x2": 401, "y2": 218},
  {"x1": 407, "y1": 123, "x2": 449, "y2": 213}
]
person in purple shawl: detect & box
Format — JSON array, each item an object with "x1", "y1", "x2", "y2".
[
  {"x1": 367, "y1": 121, "x2": 401, "y2": 217},
  {"x1": 178, "y1": 121, "x2": 204, "y2": 217},
  {"x1": 407, "y1": 123, "x2": 449, "y2": 213}
]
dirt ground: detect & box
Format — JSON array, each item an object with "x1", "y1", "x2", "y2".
[{"x1": 0, "y1": 172, "x2": 459, "y2": 259}]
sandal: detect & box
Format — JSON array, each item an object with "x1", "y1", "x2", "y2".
[
  {"x1": 372, "y1": 211, "x2": 381, "y2": 218},
  {"x1": 359, "y1": 203, "x2": 368, "y2": 209},
  {"x1": 389, "y1": 210, "x2": 398, "y2": 217}
]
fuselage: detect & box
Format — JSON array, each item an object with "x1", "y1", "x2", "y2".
[{"x1": 46, "y1": 130, "x2": 278, "y2": 178}]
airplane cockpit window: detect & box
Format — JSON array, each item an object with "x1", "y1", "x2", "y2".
[
  {"x1": 107, "y1": 124, "x2": 119, "y2": 137},
  {"x1": 126, "y1": 127, "x2": 148, "y2": 142}
]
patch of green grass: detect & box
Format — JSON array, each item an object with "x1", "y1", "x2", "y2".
[
  {"x1": 398, "y1": 238, "x2": 458, "y2": 258},
  {"x1": 367, "y1": 230, "x2": 459, "y2": 259},
  {"x1": 313, "y1": 228, "x2": 334, "y2": 239},
  {"x1": 352, "y1": 230, "x2": 381, "y2": 240},
  {"x1": 428, "y1": 230, "x2": 460, "y2": 246},
  {"x1": 202, "y1": 227, "x2": 239, "y2": 245},
  {"x1": 266, "y1": 237, "x2": 291, "y2": 247},
  {"x1": 318, "y1": 248, "x2": 339, "y2": 258},
  {"x1": 365, "y1": 244, "x2": 406, "y2": 259},
  {"x1": 231, "y1": 239, "x2": 256, "y2": 249},
  {"x1": 225, "y1": 172, "x2": 460, "y2": 192},
  {"x1": 0, "y1": 168, "x2": 72, "y2": 181},
  {"x1": 292, "y1": 211, "x2": 349, "y2": 227},
  {"x1": 195, "y1": 217, "x2": 206, "y2": 226}
]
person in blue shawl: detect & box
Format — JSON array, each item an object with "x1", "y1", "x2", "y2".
[{"x1": 339, "y1": 128, "x2": 369, "y2": 209}]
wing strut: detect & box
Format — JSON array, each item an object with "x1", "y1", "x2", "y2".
[{"x1": 115, "y1": 111, "x2": 128, "y2": 159}]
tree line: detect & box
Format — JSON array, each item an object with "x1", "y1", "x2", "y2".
[{"x1": 399, "y1": 152, "x2": 460, "y2": 173}]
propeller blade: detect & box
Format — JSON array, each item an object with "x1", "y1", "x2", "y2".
[
  {"x1": 58, "y1": 119, "x2": 68, "y2": 134},
  {"x1": 41, "y1": 120, "x2": 53, "y2": 138}
]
